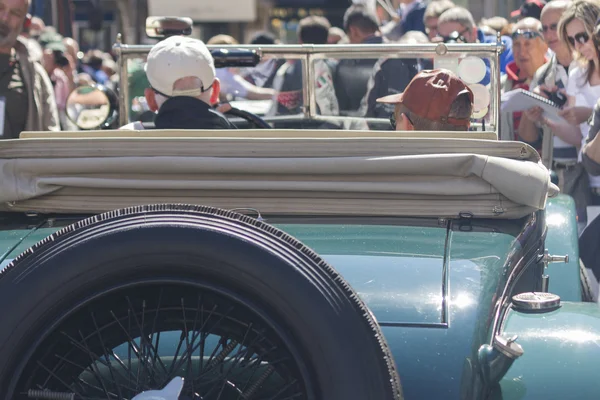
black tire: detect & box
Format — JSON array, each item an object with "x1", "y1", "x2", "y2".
[{"x1": 0, "y1": 204, "x2": 403, "y2": 399}]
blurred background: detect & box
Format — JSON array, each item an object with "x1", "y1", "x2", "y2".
[{"x1": 34, "y1": 0, "x2": 523, "y2": 52}]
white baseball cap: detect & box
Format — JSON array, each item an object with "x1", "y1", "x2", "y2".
[{"x1": 145, "y1": 35, "x2": 216, "y2": 97}]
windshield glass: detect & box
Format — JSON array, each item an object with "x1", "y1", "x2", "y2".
[{"x1": 119, "y1": 43, "x2": 499, "y2": 132}]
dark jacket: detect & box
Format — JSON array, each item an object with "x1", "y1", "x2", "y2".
[
  {"x1": 153, "y1": 96, "x2": 235, "y2": 130},
  {"x1": 334, "y1": 35, "x2": 384, "y2": 115},
  {"x1": 362, "y1": 58, "x2": 419, "y2": 119},
  {"x1": 583, "y1": 100, "x2": 600, "y2": 176},
  {"x1": 381, "y1": 2, "x2": 427, "y2": 41}
]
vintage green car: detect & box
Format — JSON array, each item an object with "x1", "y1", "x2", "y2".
[{"x1": 0, "y1": 27, "x2": 596, "y2": 400}]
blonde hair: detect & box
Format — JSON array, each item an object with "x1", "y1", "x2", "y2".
[
  {"x1": 558, "y1": 0, "x2": 600, "y2": 84},
  {"x1": 207, "y1": 34, "x2": 239, "y2": 45}
]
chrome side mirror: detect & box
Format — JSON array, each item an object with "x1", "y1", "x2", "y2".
[
  {"x1": 145, "y1": 17, "x2": 193, "y2": 39},
  {"x1": 66, "y1": 85, "x2": 117, "y2": 130}
]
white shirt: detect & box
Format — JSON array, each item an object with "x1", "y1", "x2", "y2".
[
  {"x1": 567, "y1": 65, "x2": 600, "y2": 187},
  {"x1": 216, "y1": 68, "x2": 250, "y2": 99},
  {"x1": 120, "y1": 121, "x2": 144, "y2": 130}
]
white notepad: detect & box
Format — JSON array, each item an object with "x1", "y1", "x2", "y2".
[{"x1": 501, "y1": 89, "x2": 566, "y2": 124}]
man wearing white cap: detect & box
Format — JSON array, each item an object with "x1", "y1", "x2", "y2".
[{"x1": 120, "y1": 35, "x2": 234, "y2": 130}]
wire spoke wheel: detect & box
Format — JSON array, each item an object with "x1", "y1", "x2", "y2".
[{"x1": 16, "y1": 282, "x2": 309, "y2": 400}]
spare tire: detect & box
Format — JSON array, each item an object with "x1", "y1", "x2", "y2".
[{"x1": 0, "y1": 204, "x2": 403, "y2": 400}]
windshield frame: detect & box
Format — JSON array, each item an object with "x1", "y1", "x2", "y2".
[{"x1": 113, "y1": 36, "x2": 505, "y2": 133}]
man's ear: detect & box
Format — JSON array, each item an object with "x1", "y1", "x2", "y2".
[
  {"x1": 397, "y1": 113, "x2": 415, "y2": 131},
  {"x1": 209, "y1": 78, "x2": 221, "y2": 105},
  {"x1": 144, "y1": 88, "x2": 159, "y2": 112}
]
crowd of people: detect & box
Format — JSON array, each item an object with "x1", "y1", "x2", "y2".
[{"x1": 4, "y1": 0, "x2": 600, "y2": 224}]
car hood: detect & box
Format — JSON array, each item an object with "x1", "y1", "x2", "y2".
[{"x1": 0, "y1": 219, "x2": 518, "y2": 326}]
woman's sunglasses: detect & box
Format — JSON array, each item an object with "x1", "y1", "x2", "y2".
[
  {"x1": 567, "y1": 31, "x2": 589, "y2": 46},
  {"x1": 542, "y1": 23, "x2": 557, "y2": 33}
]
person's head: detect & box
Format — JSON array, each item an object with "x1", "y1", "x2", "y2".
[
  {"x1": 343, "y1": 5, "x2": 380, "y2": 44},
  {"x1": 62, "y1": 37, "x2": 79, "y2": 71},
  {"x1": 479, "y1": 25, "x2": 497, "y2": 37},
  {"x1": 437, "y1": 7, "x2": 478, "y2": 43},
  {"x1": 511, "y1": 17, "x2": 548, "y2": 79},
  {"x1": 144, "y1": 35, "x2": 220, "y2": 111},
  {"x1": 29, "y1": 15, "x2": 43, "y2": 33},
  {"x1": 327, "y1": 26, "x2": 346, "y2": 44},
  {"x1": 249, "y1": 31, "x2": 278, "y2": 45},
  {"x1": 423, "y1": 0, "x2": 455, "y2": 40},
  {"x1": 82, "y1": 49, "x2": 104, "y2": 70},
  {"x1": 397, "y1": 30, "x2": 429, "y2": 44},
  {"x1": 207, "y1": 34, "x2": 238, "y2": 45},
  {"x1": 297, "y1": 16, "x2": 331, "y2": 44},
  {"x1": 511, "y1": 0, "x2": 547, "y2": 21},
  {"x1": 0, "y1": 0, "x2": 30, "y2": 51},
  {"x1": 480, "y1": 16, "x2": 509, "y2": 35},
  {"x1": 558, "y1": 0, "x2": 600, "y2": 71},
  {"x1": 540, "y1": 0, "x2": 571, "y2": 53},
  {"x1": 376, "y1": 69, "x2": 473, "y2": 131}
]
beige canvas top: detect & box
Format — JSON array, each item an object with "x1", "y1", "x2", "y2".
[{"x1": 0, "y1": 129, "x2": 555, "y2": 218}]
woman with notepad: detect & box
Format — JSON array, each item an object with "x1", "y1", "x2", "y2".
[{"x1": 539, "y1": 0, "x2": 600, "y2": 223}]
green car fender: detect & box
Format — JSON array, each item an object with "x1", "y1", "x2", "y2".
[
  {"x1": 496, "y1": 302, "x2": 600, "y2": 399},
  {"x1": 543, "y1": 194, "x2": 581, "y2": 302}
]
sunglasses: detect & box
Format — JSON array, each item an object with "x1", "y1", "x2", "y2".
[
  {"x1": 567, "y1": 31, "x2": 589, "y2": 46},
  {"x1": 390, "y1": 111, "x2": 413, "y2": 129},
  {"x1": 511, "y1": 29, "x2": 543, "y2": 40},
  {"x1": 542, "y1": 23, "x2": 558, "y2": 33}
]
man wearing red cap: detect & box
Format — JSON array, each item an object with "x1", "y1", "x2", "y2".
[{"x1": 377, "y1": 69, "x2": 474, "y2": 131}]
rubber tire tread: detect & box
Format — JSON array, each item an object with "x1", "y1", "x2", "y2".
[{"x1": 0, "y1": 204, "x2": 403, "y2": 400}]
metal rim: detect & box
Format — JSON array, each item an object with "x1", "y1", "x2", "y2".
[
  {"x1": 10, "y1": 278, "x2": 316, "y2": 400},
  {"x1": 511, "y1": 292, "x2": 561, "y2": 312}
]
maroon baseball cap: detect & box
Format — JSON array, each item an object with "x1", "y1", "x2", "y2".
[
  {"x1": 511, "y1": 0, "x2": 546, "y2": 20},
  {"x1": 376, "y1": 69, "x2": 474, "y2": 127}
]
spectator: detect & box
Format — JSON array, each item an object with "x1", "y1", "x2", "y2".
[
  {"x1": 41, "y1": 42, "x2": 73, "y2": 130},
  {"x1": 249, "y1": 31, "x2": 279, "y2": 45},
  {"x1": 269, "y1": 16, "x2": 341, "y2": 123},
  {"x1": 0, "y1": 0, "x2": 59, "y2": 138},
  {"x1": 520, "y1": 0, "x2": 577, "y2": 180},
  {"x1": 243, "y1": 31, "x2": 285, "y2": 89},
  {"x1": 571, "y1": 4, "x2": 600, "y2": 217},
  {"x1": 480, "y1": 16, "x2": 510, "y2": 35},
  {"x1": 334, "y1": 5, "x2": 383, "y2": 114},
  {"x1": 582, "y1": 98, "x2": 600, "y2": 175},
  {"x1": 81, "y1": 50, "x2": 109, "y2": 85},
  {"x1": 120, "y1": 36, "x2": 234, "y2": 130},
  {"x1": 499, "y1": 18, "x2": 548, "y2": 142},
  {"x1": 62, "y1": 37, "x2": 80, "y2": 90},
  {"x1": 381, "y1": 0, "x2": 426, "y2": 41},
  {"x1": 207, "y1": 34, "x2": 275, "y2": 101},
  {"x1": 328, "y1": 27, "x2": 346, "y2": 44},
  {"x1": 437, "y1": 7, "x2": 514, "y2": 77},
  {"x1": 359, "y1": 34, "x2": 419, "y2": 119},
  {"x1": 582, "y1": 98, "x2": 600, "y2": 202},
  {"x1": 511, "y1": 0, "x2": 547, "y2": 21},
  {"x1": 423, "y1": 0, "x2": 455, "y2": 41},
  {"x1": 377, "y1": 69, "x2": 473, "y2": 131}
]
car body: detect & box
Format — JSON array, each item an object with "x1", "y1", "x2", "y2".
[{"x1": 0, "y1": 33, "x2": 596, "y2": 400}]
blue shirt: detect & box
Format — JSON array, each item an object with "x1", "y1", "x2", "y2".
[{"x1": 476, "y1": 29, "x2": 513, "y2": 85}]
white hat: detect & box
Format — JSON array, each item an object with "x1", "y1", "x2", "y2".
[{"x1": 145, "y1": 36, "x2": 216, "y2": 97}]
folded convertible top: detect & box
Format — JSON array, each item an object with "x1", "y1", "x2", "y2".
[{"x1": 0, "y1": 130, "x2": 555, "y2": 218}]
